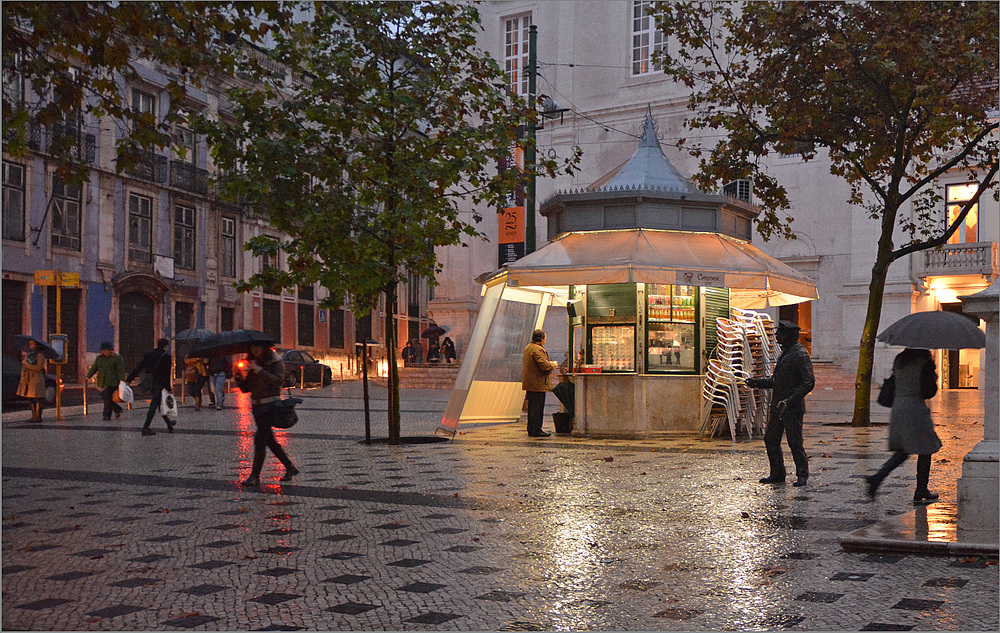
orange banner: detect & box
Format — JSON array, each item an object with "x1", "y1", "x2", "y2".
[{"x1": 499, "y1": 206, "x2": 524, "y2": 244}]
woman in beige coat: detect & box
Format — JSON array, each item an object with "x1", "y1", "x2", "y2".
[{"x1": 17, "y1": 339, "x2": 47, "y2": 422}]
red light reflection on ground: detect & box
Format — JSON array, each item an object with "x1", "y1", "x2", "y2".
[{"x1": 232, "y1": 391, "x2": 293, "y2": 491}]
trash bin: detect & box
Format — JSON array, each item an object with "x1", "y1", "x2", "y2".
[{"x1": 552, "y1": 412, "x2": 573, "y2": 434}]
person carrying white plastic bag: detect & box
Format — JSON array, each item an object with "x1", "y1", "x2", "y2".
[{"x1": 117, "y1": 380, "x2": 134, "y2": 404}]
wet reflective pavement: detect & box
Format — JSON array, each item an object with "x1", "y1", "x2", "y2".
[{"x1": 3, "y1": 384, "x2": 997, "y2": 631}]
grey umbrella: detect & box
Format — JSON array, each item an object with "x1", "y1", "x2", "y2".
[
  {"x1": 174, "y1": 328, "x2": 214, "y2": 341},
  {"x1": 876, "y1": 311, "x2": 985, "y2": 350}
]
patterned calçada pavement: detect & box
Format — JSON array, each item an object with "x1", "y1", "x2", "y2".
[{"x1": 2, "y1": 383, "x2": 997, "y2": 631}]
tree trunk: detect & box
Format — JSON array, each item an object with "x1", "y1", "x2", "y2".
[
  {"x1": 385, "y1": 279, "x2": 401, "y2": 444},
  {"x1": 851, "y1": 205, "x2": 900, "y2": 426}
]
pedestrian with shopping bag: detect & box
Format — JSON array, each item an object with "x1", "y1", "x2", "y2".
[
  {"x1": 126, "y1": 338, "x2": 175, "y2": 436},
  {"x1": 86, "y1": 342, "x2": 126, "y2": 421}
]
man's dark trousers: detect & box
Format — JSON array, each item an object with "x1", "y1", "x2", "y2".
[
  {"x1": 763, "y1": 408, "x2": 808, "y2": 480},
  {"x1": 101, "y1": 386, "x2": 122, "y2": 419},
  {"x1": 142, "y1": 387, "x2": 172, "y2": 431},
  {"x1": 526, "y1": 391, "x2": 546, "y2": 435}
]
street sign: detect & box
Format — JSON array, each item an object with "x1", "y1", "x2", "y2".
[{"x1": 33, "y1": 270, "x2": 80, "y2": 286}]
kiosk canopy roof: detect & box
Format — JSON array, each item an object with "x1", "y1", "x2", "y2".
[{"x1": 494, "y1": 229, "x2": 817, "y2": 307}]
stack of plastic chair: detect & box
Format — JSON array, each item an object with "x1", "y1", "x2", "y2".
[
  {"x1": 700, "y1": 359, "x2": 743, "y2": 440},
  {"x1": 732, "y1": 308, "x2": 780, "y2": 433},
  {"x1": 715, "y1": 317, "x2": 758, "y2": 434}
]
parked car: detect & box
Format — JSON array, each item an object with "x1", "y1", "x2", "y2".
[
  {"x1": 2, "y1": 356, "x2": 58, "y2": 404},
  {"x1": 275, "y1": 349, "x2": 333, "y2": 387}
]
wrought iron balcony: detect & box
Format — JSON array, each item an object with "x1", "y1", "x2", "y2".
[
  {"x1": 48, "y1": 122, "x2": 96, "y2": 163},
  {"x1": 124, "y1": 151, "x2": 168, "y2": 184},
  {"x1": 213, "y1": 171, "x2": 248, "y2": 207},
  {"x1": 2, "y1": 115, "x2": 42, "y2": 150},
  {"x1": 169, "y1": 161, "x2": 209, "y2": 195},
  {"x1": 922, "y1": 241, "x2": 998, "y2": 279}
]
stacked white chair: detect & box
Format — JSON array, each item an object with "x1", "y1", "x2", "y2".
[
  {"x1": 700, "y1": 359, "x2": 743, "y2": 440},
  {"x1": 702, "y1": 309, "x2": 781, "y2": 439}
]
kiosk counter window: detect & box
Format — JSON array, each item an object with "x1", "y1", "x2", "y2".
[
  {"x1": 646, "y1": 284, "x2": 698, "y2": 373},
  {"x1": 589, "y1": 324, "x2": 635, "y2": 372}
]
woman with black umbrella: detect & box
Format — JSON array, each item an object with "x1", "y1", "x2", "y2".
[
  {"x1": 17, "y1": 339, "x2": 48, "y2": 422},
  {"x1": 865, "y1": 348, "x2": 941, "y2": 504},
  {"x1": 234, "y1": 344, "x2": 299, "y2": 487}
]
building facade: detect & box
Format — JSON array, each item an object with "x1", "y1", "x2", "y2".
[
  {"x1": 430, "y1": 0, "x2": 997, "y2": 388},
  {"x1": 2, "y1": 50, "x2": 433, "y2": 381}
]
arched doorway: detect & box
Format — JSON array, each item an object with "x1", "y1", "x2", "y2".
[{"x1": 119, "y1": 292, "x2": 154, "y2": 372}]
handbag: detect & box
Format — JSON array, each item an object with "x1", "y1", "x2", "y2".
[
  {"x1": 876, "y1": 374, "x2": 895, "y2": 407},
  {"x1": 270, "y1": 397, "x2": 303, "y2": 429}
]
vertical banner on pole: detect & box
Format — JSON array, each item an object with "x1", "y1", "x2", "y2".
[{"x1": 498, "y1": 135, "x2": 526, "y2": 267}]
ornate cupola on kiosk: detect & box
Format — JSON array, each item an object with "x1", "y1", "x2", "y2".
[{"x1": 540, "y1": 110, "x2": 758, "y2": 242}]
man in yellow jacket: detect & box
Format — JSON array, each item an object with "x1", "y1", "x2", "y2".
[{"x1": 522, "y1": 329, "x2": 559, "y2": 438}]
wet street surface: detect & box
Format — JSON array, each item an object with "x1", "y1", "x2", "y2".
[{"x1": 2, "y1": 384, "x2": 997, "y2": 631}]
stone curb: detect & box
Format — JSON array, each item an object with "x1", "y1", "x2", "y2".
[{"x1": 838, "y1": 532, "x2": 999, "y2": 557}]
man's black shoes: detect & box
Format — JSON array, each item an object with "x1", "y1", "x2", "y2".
[
  {"x1": 528, "y1": 431, "x2": 551, "y2": 438},
  {"x1": 793, "y1": 477, "x2": 808, "y2": 487},
  {"x1": 758, "y1": 476, "x2": 785, "y2": 484}
]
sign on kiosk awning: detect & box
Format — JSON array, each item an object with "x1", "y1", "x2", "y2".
[{"x1": 494, "y1": 228, "x2": 817, "y2": 307}]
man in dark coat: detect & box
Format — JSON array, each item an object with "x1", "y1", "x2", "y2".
[
  {"x1": 125, "y1": 338, "x2": 174, "y2": 436},
  {"x1": 747, "y1": 321, "x2": 815, "y2": 486}
]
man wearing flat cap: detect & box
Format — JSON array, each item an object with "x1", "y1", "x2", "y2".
[{"x1": 747, "y1": 321, "x2": 815, "y2": 487}]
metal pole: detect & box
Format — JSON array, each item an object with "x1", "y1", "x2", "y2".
[
  {"x1": 300, "y1": 365, "x2": 305, "y2": 390},
  {"x1": 525, "y1": 24, "x2": 538, "y2": 255},
  {"x1": 55, "y1": 269, "x2": 62, "y2": 421}
]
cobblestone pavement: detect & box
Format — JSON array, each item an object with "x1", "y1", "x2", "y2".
[{"x1": 2, "y1": 383, "x2": 997, "y2": 631}]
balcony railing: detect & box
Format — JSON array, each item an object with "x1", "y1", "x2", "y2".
[
  {"x1": 124, "y1": 152, "x2": 168, "y2": 184},
  {"x1": 170, "y1": 161, "x2": 209, "y2": 195},
  {"x1": 922, "y1": 241, "x2": 999, "y2": 279},
  {"x1": 3, "y1": 116, "x2": 44, "y2": 150},
  {"x1": 213, "y1": 171, "x2": 248, "y2": 207},
  {"x1": 48, "y1": 122, "x2": 96, "y2": 163}
]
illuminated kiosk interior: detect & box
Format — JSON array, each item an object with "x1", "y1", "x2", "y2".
[{"x1": 438, "y1": 112, "x2": 817, "y2": 438}]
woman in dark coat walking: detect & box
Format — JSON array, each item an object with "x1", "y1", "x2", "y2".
[
  {"x1": 234, "y1": 344, "x2": 299, "y2": 487},
  {"x1": 865, "y1": 348, "x2": 942, "y2": 503}
]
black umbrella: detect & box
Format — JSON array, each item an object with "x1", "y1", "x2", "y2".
[
  {"x1": 10, "y1": 334, "x2": 60, "y2": 359},
  {"x1": 877, "y1": 311, "x2": 985, "y2": 350},
  {"x1": 174, "y1": 328, "x2": 214, "y2": 341},
  {"x1": 421, "y1": 325, "x2": 447, "y2": 339},
  {"x1": 189, "y1": 329, "x2": 277, "y2": 358}
]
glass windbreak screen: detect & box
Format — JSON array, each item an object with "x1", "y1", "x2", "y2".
[
  {"x1": 647, "y1": 323, "x2": 696, "y2": 372},
  {"x1": 589, "y1": 324, "x2": 635, "y2": 372},
  {"x1": 474, "y1": 295, "x2": 543, "y2": 382}
]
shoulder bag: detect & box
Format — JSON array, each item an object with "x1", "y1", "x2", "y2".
[{"x1": 876, "y1": 374, "x2": 895, "y2": 408}]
